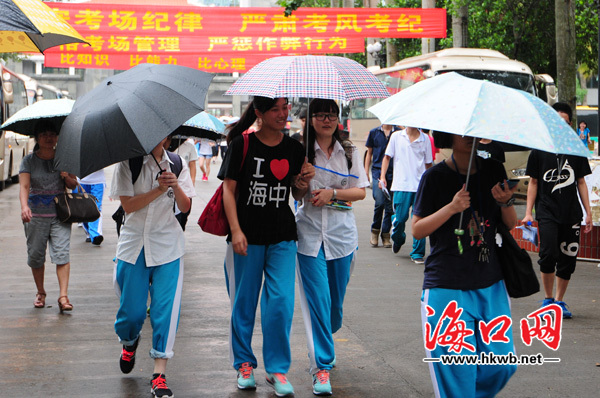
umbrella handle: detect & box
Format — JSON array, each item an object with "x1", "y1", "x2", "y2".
[{"x1": 454, "y1": 139, "x2": 478, "y2": 255}]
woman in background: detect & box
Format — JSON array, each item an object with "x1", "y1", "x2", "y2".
[{"x1": 19, "y1": 121, "x2": 77, "y2": 312}]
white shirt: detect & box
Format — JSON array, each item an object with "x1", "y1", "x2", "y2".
[
  {"x1": 296, "y1": 141, "x2": 369, "y2": 259},
  {"x1": 385, "y1": 129, "x2": 433, "y2": 192},
  {"x1": 78, "y1": 169, "x2": 105, "y2": 185},
  {"x1": 109, "y1": 150, "x2": 196, "y2": 267},
  {"x1": 175, "y1": 139, "x2": 199, "y2": 164}
]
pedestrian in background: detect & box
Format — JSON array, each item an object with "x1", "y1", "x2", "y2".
[
  {"x1": 219, "y1": 96, "x2": 313, "y2": 397},
  {"x1": 380, "y1": 126, "x2": 433, "y2": 262},
  {"x1": 413, "y1": 131, "x2": 519, "y2": 398},
  {"x1": 295, "y1": 99, "x2": 368, "y2": 396},
  {"x1": 364, "y1": 124, "x2": 399, "y2": 248},
  {"x1": 197, "y1": 138, "x2": 214, "y2": 181},
  {"x1": 522, "y1": 102, "x2": 592, "y2": 318},
  {"x1": 166, "y1": 135, "x2": 198, "y2": 230},
  {"x1": 110, "y1": 137, "x2": 195, "y2": 398},
  {"x1": 578, "y1": 120, "x2": 591, "y2": 149},
  {"x1": 75, "y1": 169, "x2": 105, "y2": 245},
  {"x1": 19, "y1": 120, "x2": 77, "y2": 312},
  {"x1": 291, "y1": 109, "x2": 307, "y2": 142}
]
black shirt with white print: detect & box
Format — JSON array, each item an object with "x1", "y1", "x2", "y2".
[
  {"x1": 218, "y1": 133, "x2": 304, "y2": 245},
  {"x1": 526, "y1": 150, "x2": 591, "y2": 224}
]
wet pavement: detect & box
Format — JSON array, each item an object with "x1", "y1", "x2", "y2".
[{"x1": 0, "y1": 159, "x2": 599, "y2": 397}]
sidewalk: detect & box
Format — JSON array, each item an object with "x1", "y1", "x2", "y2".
[{"x1": 0, "y1": 163, "x2": 599, "y2": 397}]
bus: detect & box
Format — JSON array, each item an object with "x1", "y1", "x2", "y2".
[
  {"x1": 0, "y1": 64, "x2": 33, "y2": 191},
  {"x1": 348, "y1": 48, "x2": 558, "y2": 196}
]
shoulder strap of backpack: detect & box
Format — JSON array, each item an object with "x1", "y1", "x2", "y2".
[
  {"x1": 129, "y1": 156, "x2": 144, "y2": 185},
  {"x1": 166, "y1": 151, "x2": 183, "y2": 177}
]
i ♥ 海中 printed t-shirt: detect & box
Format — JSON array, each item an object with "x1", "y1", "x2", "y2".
[{"x1": 218, "y1": 133, "x2": 304, "y2": 245}]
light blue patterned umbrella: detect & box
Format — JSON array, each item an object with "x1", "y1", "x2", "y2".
[
  {"x1": 368, "y1": 72, "x2": 589, "y2": 158},
  {"x1": 172, "y1": 111, "x2": 226, "y2": 141},
  {"x1": 1, "y1": 98, "x2": 74, "y2": 135}
]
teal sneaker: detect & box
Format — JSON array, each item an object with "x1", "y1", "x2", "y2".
[
  {"x1": 312, "y1": 369, "x2": 332, "y2": 396},
  {"x1": 555, "y1": 300, "x2": 572, "y2": 319},
  {"x1": 266, "y1": 373, "x2": 294, "y2": 397},
  {"x1": 236, "y1": 362, "x2": 256, "y2": 390}
]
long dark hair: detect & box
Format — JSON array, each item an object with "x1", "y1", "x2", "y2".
[
  {"x1": 303, "y1": 98, "x2": 352, "y2": 169},
  {"x1": 226, "y1": 96, "x2": 287, "y2": 144}
]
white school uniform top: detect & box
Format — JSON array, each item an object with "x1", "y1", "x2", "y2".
[
  {"x1": 176, "y1": 139, "x2": 199, "y2": 164},
  {"x1": 78, "y1": 169, "x2": 106, "y2": 185},
  {"x1": 109, "y1": 150, "x2": 196, "y2": 267},
  {"x1": 385, "y1": 129, "x2": 433, "y2": 192},
  {"x1": 296, "y1": 141, "x2": 369, "y2": 260}
]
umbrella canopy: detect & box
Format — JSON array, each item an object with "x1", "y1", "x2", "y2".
[
  {"x1": 55, "y1": 63, "x2": 214, "y2": 177},
  {"x1": 172, "y1": 111, "x2": 226, "y2": 141},
  {"x1": 367, "y1": 72, "x2": 589, "y2": 158},
  {"x1": 0, "y1": 0, "x2": 87, "y2": 53},
  {"x1": 225, "y1": 55, "x2": 389, "y2": 101},
  {"x1": 1, "y1": 98, "x2": 74, "y2": 135}
]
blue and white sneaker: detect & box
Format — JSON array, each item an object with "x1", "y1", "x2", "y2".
[
  {"x1": 236, "y1": 362, "x2": 256, "y2": 390},
  {"x1": 555, "y1": 300, "x2": 572, "y2": 319},
  {"x1": 312, "y1": 369, "x2": 332, "y2": 396},
  {"x1": 538, "y1": 297, "x2": 555, "y2": 318},
  {"x1": 266, "y1": 373, "x2": 294, "y2": 397}
]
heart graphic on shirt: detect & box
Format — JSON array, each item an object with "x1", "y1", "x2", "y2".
[{"x1": 270, "y1": 159, "x2": 289, "y2": 180}]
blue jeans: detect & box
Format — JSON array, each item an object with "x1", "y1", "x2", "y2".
[
  {"x1": 392, "y1": 191, "x2": 426, "y2": 259},
  {"x1": 371, "y1": 177, "x2": 393, "y2": 233}
]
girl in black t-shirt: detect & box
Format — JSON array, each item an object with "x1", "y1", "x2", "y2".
[
  {"x1": 412, "y1": 132, "x2": 518, "y2": 398},
  {"x1": 217, "y1": 96, "x2": 314, "y2": 396}
]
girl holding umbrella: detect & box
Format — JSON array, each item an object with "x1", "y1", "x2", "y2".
[
  {"x1": 411, "y1": 132, "x2": 518, "y2": 398},
  {"x1": 294, "y1": 99, "x2": 369, "y2": 396},
  {"x1": 218, "y1": 96, "x2": 314, "y2": 396}
]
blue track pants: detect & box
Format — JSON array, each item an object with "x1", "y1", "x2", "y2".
[
  {"x1": 421, "y1": 280, "x2": 517, "y2": 398},
  {"x1": 297, "y1": 246, "x2": 355, "y2": 374},
  {"x1": 224, "y1": 241, "x2": 296, "y2": 373},
  {"x1": 392, "y1": 191, "x2": 426, "y2": 259},
  {"x1": 113, "y1": 248, "x2": 183, "y2": 359}
]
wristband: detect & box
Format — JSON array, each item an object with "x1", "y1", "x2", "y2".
[
  {"x1": 497, "y1": 197, "x2": 515, "y2": 207},
  {"x1": 332, "y1": 189, "x2": 337, "y2": 201}
]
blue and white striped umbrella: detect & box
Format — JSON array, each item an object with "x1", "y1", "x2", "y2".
[{"x1": 225, "y1": 55, "x2": 389, "y2": 101}]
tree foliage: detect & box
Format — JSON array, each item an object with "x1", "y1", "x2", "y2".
[{"x1": 276, "y1": 0, "x2": 598, "y2": 81}]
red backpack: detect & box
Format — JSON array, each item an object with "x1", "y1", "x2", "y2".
[{"x1": 198, "y1": 133, "x2": 249, "y2": 236}]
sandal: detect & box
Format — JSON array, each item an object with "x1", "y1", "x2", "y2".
[
  {"x1": 57, "y1": 296, "x2": 73, "y2": 313},
  {"x1": 34, "y1": 292, "x2": 46, "y2": 308}
]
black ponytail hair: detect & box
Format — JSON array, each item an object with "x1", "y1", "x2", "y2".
[
  {"x1": 303, "y1": 98, "x2": 353, "y2": 169},
  {"x1": 226, "y1": 96, "x2": 287, "y2": 144}
]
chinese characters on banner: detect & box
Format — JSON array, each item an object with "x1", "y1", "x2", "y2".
[
  {"x1": 424, "y1": 301, "x2": 563, "y2": 355},
  {"x1": 43, "y1": 3, "x2": 447, "y2": 72}
]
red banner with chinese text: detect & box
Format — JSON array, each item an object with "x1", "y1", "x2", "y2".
[{"x1": 43, "y1": 3, "x2": 447, "y2": 72}]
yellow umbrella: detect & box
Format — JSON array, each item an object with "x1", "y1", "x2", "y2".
[{"x1": 0, "y1": 0, "x2": 87, "y2": 53}]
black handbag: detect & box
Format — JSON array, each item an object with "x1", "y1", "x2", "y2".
[
  {"x1": 495, "y1": 223, "x2": 540, "y2": 298},
  {"x1": 54, "y1": 183, "x2": 101, "y2": 224}
]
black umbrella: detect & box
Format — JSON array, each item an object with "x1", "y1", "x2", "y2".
[{"x1": 55, "y1": 63, "x2": 214, "y2": 177}]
